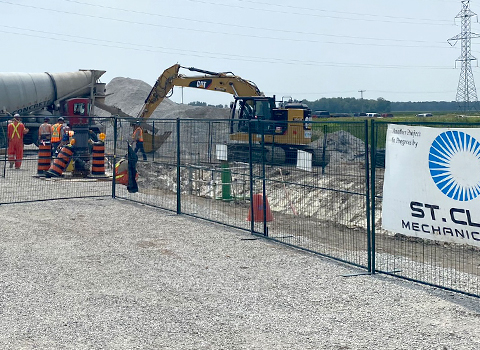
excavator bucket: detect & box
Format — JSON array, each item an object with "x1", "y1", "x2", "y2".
[{"x1": 143, "y1": 130, "x2": 172, "y2": 153}]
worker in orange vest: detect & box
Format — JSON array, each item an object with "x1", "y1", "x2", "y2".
[
  {"x1": 51, "y1": 117, "x2": 65, "y2": 155},
  {"x1": 132, "y1": 122, "x2": 147, "y2": 161},
  {"x1": 7, "y1": 114, "x2": 29, "y2": 169}
]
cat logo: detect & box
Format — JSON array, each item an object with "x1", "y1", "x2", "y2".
[{"x1": 196, "y1": 80, "x2": 207, "y2": 89}]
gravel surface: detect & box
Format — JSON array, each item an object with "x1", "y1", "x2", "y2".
[{"x1": 1, "y1": 198, "x2": 480, "y2": 349}]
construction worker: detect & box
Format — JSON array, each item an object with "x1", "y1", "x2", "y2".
[
  {"x1": 59, "y1": 123, "x2": 72, "y2": 149},
  {"x1": 51, "y1": 117, "x2": 65, "y2": 155},
  {"x1": 7, "y1": 114, "x2": 29, "y2": 169},
  {"x1": 38, "y1": 117, "x2": 53, "y2": 143},
  {"x1": 132, "y1": 122, "x2": 147, "y2": 161}
]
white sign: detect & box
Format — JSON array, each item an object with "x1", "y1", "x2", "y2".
[
  {"x1": 216, "y1": 144, "x2": 228, "y2": 161},
  {"x1": 297, "y1": 150, "x2": 312, "y2": 172},
  {"x1": 382, "y1": 124, "x2": 480, "y2": 247}
]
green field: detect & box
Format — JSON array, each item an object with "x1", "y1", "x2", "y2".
[{"x1": 311, "y1": 112, "x2": 480, "y2": 148}]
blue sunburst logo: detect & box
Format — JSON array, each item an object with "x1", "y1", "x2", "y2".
[{"x1": 429, "y1": 130, "x2": 480, "y2": 201}]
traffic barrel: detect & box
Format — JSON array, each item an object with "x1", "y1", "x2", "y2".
[
  {"x1": 91, "y1": 141, "x2": 106, "y2": 176},
  {"x1": 247, "y1": 194, "x2": 273, "y2": 222},
  {"x1": 37, "y1": 142, "x2": 52, "y2": 175},
  {"x1": 45, "y1": 145, "x2": 74, "y2": 178}
]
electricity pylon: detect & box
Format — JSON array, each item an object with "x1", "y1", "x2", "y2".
[{"x1": 448, "y1": 0, "x2": 480, "y2": 112}]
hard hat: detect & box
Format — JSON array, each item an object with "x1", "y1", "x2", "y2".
[
  {"x1": 58, "y1": 117, "x2": 64, "y2": 122},
  {"x1": 14, "y1": 113, "x2": 20, "y2": 118}
]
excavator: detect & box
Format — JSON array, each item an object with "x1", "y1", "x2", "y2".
[{"x1": 137, "y1": 64, "x2": 329, "y2": 167}]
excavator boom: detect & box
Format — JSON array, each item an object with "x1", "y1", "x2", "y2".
[{"x1": 137, "y1": 64, "x2": 263, "y2": 120}]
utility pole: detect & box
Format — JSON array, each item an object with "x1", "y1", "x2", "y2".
[
  {"x1": 448, "y1": 0, "x2": 480, "y2": 112},
  {"x1": 358, "y1": 90, "x2": 365, "y2": 112}
]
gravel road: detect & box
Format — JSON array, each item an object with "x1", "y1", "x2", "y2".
[{"x1": 1, "y1": 198, "x2": 480, "y2": 349}]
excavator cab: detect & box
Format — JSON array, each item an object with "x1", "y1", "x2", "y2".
[
  {"x1": 231, "y1": 96, "x2": 277, "y2": 134},
  {"x1": 231, "y1": 96, "x2": 290, "y2": 136}
]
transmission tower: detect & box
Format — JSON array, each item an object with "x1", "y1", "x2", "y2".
[{"x1": 448, "y1": 0, "x2": 480, "y2": 112}]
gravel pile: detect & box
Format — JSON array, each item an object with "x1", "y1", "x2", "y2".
[
  {"x1": 96, "y1": 77, "x2": 230, "y2": 120},
  {"x1": 1, "y1": 198, "x2": 480, "y2": 349}
]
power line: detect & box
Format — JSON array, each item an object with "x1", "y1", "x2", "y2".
[
  {"x1": 0, "y1": 27, "x2": 458, "y2": 73},
  {"x1": 182, "y1": 0, "x2": 455, "y2": 26},
  {"x1": 57, "y1": 0, "x2": 453, "y2": 46},
  {"x1": 0, "y1": 1, "x2": 461, "y2": 51},
  {"x1": 0, "y1": 26, "x2": 459, "y2": 70},
  {"x1": 63, "y1": 0, "x2": 455, "y2": 25}
]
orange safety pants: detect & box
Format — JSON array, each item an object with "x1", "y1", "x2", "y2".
[{"x1": 8, "y1": 139, "x2": 24, "y2": 169}]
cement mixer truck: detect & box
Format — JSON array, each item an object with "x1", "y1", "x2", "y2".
[{"x1": 0, "y1": 69, "x2": 107, "y2": 153}]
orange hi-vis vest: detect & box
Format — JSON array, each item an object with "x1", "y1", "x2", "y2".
[
  {"x1": 51, "y1": 123, "x2": 63, "y2": 142},
  {"x1": 133, "y1": 127, "x2": 144, "y2": 142}
]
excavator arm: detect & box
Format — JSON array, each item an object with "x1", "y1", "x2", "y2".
[{"x1": 137, "y1": 64, "x2": 263, "y2": 120}]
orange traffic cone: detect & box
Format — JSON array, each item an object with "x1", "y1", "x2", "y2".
[{"x1": 247, "y1": 194, "x2": 273, "y2": 222}]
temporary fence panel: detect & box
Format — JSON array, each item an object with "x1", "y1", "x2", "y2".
[
  {"x1": 261, "y1": 120, "x2": 371, "y2": 268},
  {"x1": 372, "y1": 120, "x2": 480, "y2": 297},
  {"x1": 4, "y1": 113, "x2": 480, "y2": 298},
  {"x1": 112, "y1": 118, "x2": 178, "y2": 213},
  {"x1": 0, "y1": 116, "x2": 114, "y2": 204},
  {"x1": 175, "y1": 119, "x2": 253, "y2": 230}
]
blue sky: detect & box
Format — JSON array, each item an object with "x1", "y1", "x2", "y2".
[{"x1": 0, "y1": 0, "x2": 476, "y2": 106}]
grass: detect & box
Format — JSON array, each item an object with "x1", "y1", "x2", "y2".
[{"x1": 311, "y1": 112, "x2": 480, "y2": 148}]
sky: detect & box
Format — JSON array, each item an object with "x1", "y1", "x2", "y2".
[{"x1": 0, "y1": 0, "x2": 478, "y2": 107}]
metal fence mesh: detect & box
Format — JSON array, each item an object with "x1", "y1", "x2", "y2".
[{"x1": 2, "y1": 116, "x2": 479, "y2": 297}]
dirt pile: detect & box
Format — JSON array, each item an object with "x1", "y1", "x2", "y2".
[
  {"x1": 97, "y1": 77, "x2": 230, "y2": 120},
  {"x1": 310, "y1": 130, "x2": 366, "y2": 163}
]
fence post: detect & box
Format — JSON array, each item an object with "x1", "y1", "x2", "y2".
[
  {"x1": 176, "y1": 118, "x2": 181, "y2": 215},
  {"x1": 152, "y1": 120, "x2": 155, "y2": 162},
  {"x1": 2, "y1": 130, "x2": 7, "y2": 178},
  {"x1": 261, "y1": 121, "x2": 268, "y2": 236},
  {"x1": 248, "y1": 119, "x2": 255, "y2": 234},
  {"x1": 370, "y1": 119, "x2": 376, "y2": 274},
  {"x1": 322, "y1": 124, "x2": 328, "y2": 175},
  {"x1": 364, "y1": 119, "x2": 372, "y2": 273},
  {"x1": 112, "y1": 117, "x2": 117, "y2": 199}
]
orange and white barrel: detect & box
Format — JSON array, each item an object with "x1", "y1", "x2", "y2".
[
  {"x1": 37, "y1": 142, "x2": 52, "y2": 175},
  {"x1": 91, "y1": 141, "x2": 105, "y2": 176},
  {"x1": 45, "y1": 145, "x2": 74, "y2": 178}
]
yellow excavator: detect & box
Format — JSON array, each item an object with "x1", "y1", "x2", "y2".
[{"x1": 137, "y1": 64, "x2": 329, "y2": 167}]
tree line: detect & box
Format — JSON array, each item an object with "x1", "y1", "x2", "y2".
[
  {"x1": 301, "y1": 97, "x2": 463, "y2": 113},
  {"x1": 189, "y1": 98, "x2": 465, "y2": 113}
]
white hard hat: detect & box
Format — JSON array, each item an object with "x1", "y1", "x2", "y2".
[{"x1": 14, "y1": 113, "x2": 20, "y2": 118}]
